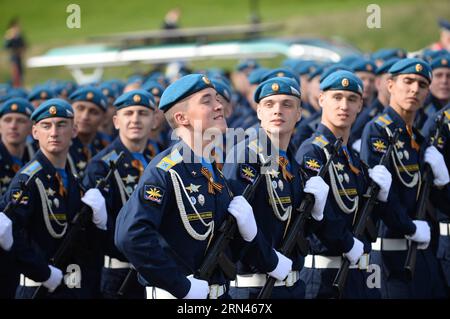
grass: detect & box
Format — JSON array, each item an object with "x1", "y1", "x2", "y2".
[{"x1": 0, "y1": 0, "x2": 449, "y2": 86}]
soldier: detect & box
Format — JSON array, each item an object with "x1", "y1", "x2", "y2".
[
  {"x1": 115, "y1": 74, "x2": 267, "y2": 299},
  {"x1": 360, "y1": 58, "x2": 448, "y2": 298},
  {"x1": 0, "y1": 98, "x2": 108, "y2": 299},
  {"x1": 415, "y1": 54, "x2": 450, "y2": 129},
  {"x1": 68, "y1": 86, "x2": 110, "y2": 178},
  {"x1": 295, "y1": 70, "x2": 392, "y2": 299},
  {"x1": 422, "y1": 103, "x2": 450, "y2": 296},
  {"x1": 28, "y1": 85, "x2": 54, "y2": 109},
  {"x1": 223, "y1": 77, "x2": 329, "y2": 299},
  {"x1": 0, "y1": 97, "x2": 34, "y2": 195},
  {"x1": 83, "y1": 89, "x2": 156, "y2": 299}
]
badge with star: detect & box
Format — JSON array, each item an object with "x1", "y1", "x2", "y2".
[
  {"x1": 122, "y1": 174, "x2": 138, "y2": 184},
  {"x1": 143, "y1": 185, "x2": 164, "y2": 204},
  {"x1": 186, "y1": 183, "x2": 201, "y2": 193},
  {"x1": 11, "y1": 189, "x2": 29, "y2": 205},
  {"x1": 371, "y1": 137, "x2": 387, "y2": 153},
  {"x1": 240, "y1": 164, "x2": 257, "y2": 183},
  {"x1": 334, "y1": 162, "x2": 345, "y2": 171},
  {"x1": 304, "y1": 157, "x2": 321, "y2": 173}
]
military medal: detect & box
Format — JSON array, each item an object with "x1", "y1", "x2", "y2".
[
  {"x1": 278, "y1": 180, "x2": 284, "y2": 191},
  {"x1": 272, "y1": 180, "x2": 278, "y2": 189},
  {"x1": 344, "y1": 173, "x2": 350, "y2": 183},
  {"x1": 190, "y1": 196, "x2": 197, "y2": 205},
  {"x1": 403, "y1": 150, "x2": 409, "y2": 160},
  {"x1": 198, "y1": 194, "x2": 205, "y2": 206}
]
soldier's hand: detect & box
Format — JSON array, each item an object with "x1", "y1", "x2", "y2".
[
  {"x1": 0, "y1": 212, "x2": 13, "y2": 251},
  {"x1": 81, "y1": 188, "x2": 108, "y2": 230},
  {"x1": 405, "y1": 220, "x2": 430, "y2": 249},
  {"x1": 368, "y1": 165, "x2": 392, "y2": 202},
  {"x1": 304, "y1": 176, "x2": 329, "y2": 221},
  {"x1": 183, "y1": 275, "x2": 209, "y2": 299},
  {"x1": 43, "y1": 265, "x2": 63, "y2": 293},
  {"x1": 344, "y1": 237, "x2": 364, "y2": 265},
  {"x1": 228, "y1": 196, "x2": 257, "y2": 242},
  {"x1": 268, "y1": 250, "x2": 293, "y2": 281},
  {"x1": 424, "y1": 146, "x2": 450, "y2": 187}
]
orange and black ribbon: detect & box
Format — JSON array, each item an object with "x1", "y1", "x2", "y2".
[
  {"x1": 131, "y1": 159, "x2": 144, "y2": 178},
  {"x1": 406, "y1": 125, "x2": 420, "y2": 152},
  {"x1": 278, "y1": 156, "x2": 294, "y2": 181},
  {"x1": 11, "y1": 163, "x2": 21, "y2": 173},
  {"x1": 201, "y1": 167, "x2": 223, "y2": 194},
  {"x1": 55, "y1": 172, "x2": 67, "y2": 197},
  {"x1": 342, "y1": 148, "x2": 360, "y2": 175},
  {"x1": 82, "y1": 146, "x2": 92, "y2": 161}
]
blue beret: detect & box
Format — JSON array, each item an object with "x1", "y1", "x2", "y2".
[
  {"x1": 0, "y1": 83, "x2": 11, "y2": 97},
  {"x1": 294, "y1": 61, "x2": 318, "y2": 76},
  {"x1": 0, "y1": 97, "x2": 34, "y2": 118},
  {"x1": 113, "y1": 89, "x2": 155, "y2": 110},
  {"x1": 388, "y1": 58, "x2": 432, "y2": 82},
  {"x1": 372, "y1": 48, "x2": 407, "y2": 63},
  {"x1": 320, "y1": 64, "x2": 352, "y2": 83},
  {"x1": 430, "y1": 54, "x2": 450, "y2": 70},
  {"x1": 69, "y1": 86, "x2": 108, "y2": 111},
  {"x1": 54, "y1": 81, "x2": 77, "y2": 98},
  {"x1": 211, "y1": 79, "x2": 232, "y2": 102},
  {"x1": 339, "y1": 55, "x2": 363, "y2": 67},
  {"x1": 308, "y1": 65, "x2": 325, "y2": 80},
  {"x1": 7, "y1": 87, "x2": 28, "y2": 99},
  {"x1": 438, "y1": 18, "x2": 450, "y2": 31},
  {"x1": 236, "y1": 59, "x2": 260, "y2": 71},
  {"x1": 31, "y1": 98, "x2": 74, "y2": 122},
  {"x1": 254, "y1": 77, "x2": 301, "y2": 103},
  {"x1": 248, "y1": 68, "x2": 269, "y2": 85},
  {"x1": 103, "y1": 79, "x2": 125, "y2": 95},
  {"x1": 28, "y1": 86, "x2": 55, "y2": 102},
  {"x1": 350, "y1": 59, "x2": 377, "y2": 74},
  {"x1": 98, "y1": 83, "x2": 119, "y2": 100},
  {"x1": 320, "y1": 70, "x2": 364, "y2": 96},
  {"x1": 261, "y1": 68, "x2": 300, "y2": 86},
  {"x1": 141, "y1": 80, "x2": 165, "y2": 98},
  {"x1": 375, "y1": 58, "x2": 401, "y2": 75},
  {"x1": 159, "y1": 74, "x2": 215, "y2": 112},
  {"x1": 422, "y1": 49, "x2": 448, "y2": 63}
]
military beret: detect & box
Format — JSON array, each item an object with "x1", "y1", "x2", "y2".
[
  {"x1": 294, "y1": 61, "x2": 318, "y2": 76},
  {"x1": 113, "y1": 89, "x2": 156, "y2": 110},
  {"x1": 103, "y1": 79, "x2": 125, "y2": 95},
  {"x1": 339, "y1": 55, "x2": 362, "y2": 67},
  {"x1": 308, "y1": 65, "x2": 325, "y2": 80},
  {"x1": 236, "y1": 59, "x2": 260, "y2": 71},
  {"x1": 375, "y1": 58, "x2": 401, "y2": 75},
  {"x1": 430, "y1": 54, "x2": 450, "y2": 70},
  {"x1": 159, "y1": 74, "x2": 215, "y2": 112},
  {"x1": 99, "y1": 82, "x2": 119, "y2": 100},
  {"x1": 388, "y1": 58, "x2": 432, "y2": 82},
  {"x1": 141, "y1": 80, "x2": 165, "y2": 98},
  {"x1": 28, "y1": 86, "x2": 55, "y2": 102},
  {"x1": 0, "y1": 83, "x2": 11, "y2": 97},
  {"x1": 31, "y1": 98, "x2": 74, "y2": 122},
  {"x1": 69, "y1": 86, "x2": 108, "y2": 111},
  {"x1": 0, "y1": 97, "x2": 34, "y2": 118},
  {"x1": 371, "y1": 48, "x2": 407, "y2": 63},
  {"x1": 6, "y1": 87, "x2": 28, "y2": 99},
  {"x1": 438, "y1": 18, "x2": 450, "y2": 31},
  {"x1": 53, "y1": 81, "x2": 77, "y2": 98},
  {"x1": 211, "y1": 79, "x2": 232, "y2": 102},
  {"x1": 254, "y1": 77, "x2": 301, "y2": 103},
  {"x1": 350, "y1": 59, "x2": 377, "y2": 74},
  {"x1": 248, "y1": 68, "x2": 269, "y2": 85},
  {"x1": 320, "y1": 70, "x2": 364, "y2": 96},
  {"x1": 261, "y1": 68, "x2": 300, "y2": 86},
  {"x1": 320, "y1": 64, "x2": 352, "y2": 83}
]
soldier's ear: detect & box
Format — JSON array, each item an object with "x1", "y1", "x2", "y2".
[
  {"x1": 318, "y1": 92, "x2": 325, "y2": 108},
  {"x1": 71, "y1": 120, "x2": 78, "y2": 138},
  {"x1": 256, "y1": 104, "x2": 262, "y2": 121},
  {"x1": 31, "y1": 124, "x2": 38, "y2": 140},
  {"x1": 387, "y1": 78, "x2": 395, "y2": 95},
  {"x1": 173, "y1": 110, "x2": 189, "y2": 126},
  {"x1": 112, "y1": 114, "x2": 120, "y2": 130}
]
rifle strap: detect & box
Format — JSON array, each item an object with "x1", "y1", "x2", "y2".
[
  {"x1": 35, "y1": 177, "x2": 68, "y2": 239},
  {"x1": 168, "y1": 168, "x2": 214, "y2": 243},
  {"x1": 113, "y1": 169, "x2": 128, "y2": 205}
]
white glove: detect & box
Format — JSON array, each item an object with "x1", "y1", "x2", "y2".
[
  {"x1": 228, "y1": 196, "x2": 257, "y2": 242},
  {"x1": 368, "y1": 165, "x2": 392, "y2": 202},
  {"x1": 344, "y1": 237, "x2": 364, "y2": 265},
  {"x1": 352, "y1": 139, "x2": 362, "y2": 153},
  {"x1": 42, "y1": 265, "x2": 63, "y2": 292},
  {"x1": 424, "y1": 146, "x2": 450, "y2": 187},
  {"x1": 303, "y1": 176, "x2": 329, "y2": 221},
  {"x1": 405, "y1": 220, "x2": 430, "y2": 249},
  {"x1": 268, "y1": 250, "x2": 293, "y2": 281},
  {"x1": 81, "y1": 188, "x2": 107, "y2": 230},
  {"x1": 0, "y1": 212, "x2": 13, "y2": 251},
  {"x1": 183, "y1": 275, "x2": 209, "y2": 299}
]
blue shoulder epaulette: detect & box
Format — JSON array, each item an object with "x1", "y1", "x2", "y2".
[
  {"x1": 156, "y1": 148, "x2": 183, "y2": 171},
  {"x1": 312, "y1": 134, "x2": 329, "y2": 149},
  {"x1": 101, "y1": 150, "x2": 119, "y2": 166},
  {"x1": 374, "y1": 113, "x2": 393, "y2": 128},
  {"x1": 21, "y1": 160, "x2": 42, "y2": 177}
]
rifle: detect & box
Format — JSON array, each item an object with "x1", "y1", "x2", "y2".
[
  {"x1": 257, "y1": 138, "x2": 343, "y2": 299},
  {"x1": 332, "y1": 129, "x2": 400, "y2": 298},
  {"x1": 404, "y1": 113, "x2": 446, "y2": 280},
  {"x1": 32, "y1": 151, "x2": 125, "y2": 299}
]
